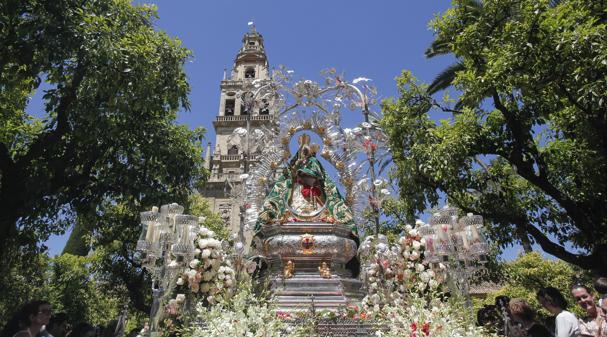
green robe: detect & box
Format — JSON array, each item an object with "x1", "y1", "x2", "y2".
[{"x1": 254, "y1": 152, "x2": 356, "y2": 236}]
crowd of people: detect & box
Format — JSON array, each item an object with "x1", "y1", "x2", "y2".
[
  {"x1": 0, "y1": 302, "x2": 140, "y2": 337},
  {"x1": 478, "y1": 278, "x2": 607, "y2": 337}
]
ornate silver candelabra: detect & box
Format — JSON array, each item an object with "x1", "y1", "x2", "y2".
[
  {"x1": 136, "y1": 203, "x2": 203, "y2": 335},
  {"x1": 418, "y1": 205, "x2": 489, "y2": 306}
]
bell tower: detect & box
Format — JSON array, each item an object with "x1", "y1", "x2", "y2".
[{"x1": 201, "y1": 24, "x2": 275, "y2": 238}]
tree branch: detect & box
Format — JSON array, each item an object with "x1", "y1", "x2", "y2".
[
  {"x1": 491, "y1": 89, "x2": 594, "y2": 232},
  {"x1": 0, "y1": 142, "x2": 13, "y2": 174},
  {"x1": 525, "y1": 223, "x2": 595, "y2": 270},
  {"x1": 16, "y1": 55, "x2": 87, "y2": 168}
]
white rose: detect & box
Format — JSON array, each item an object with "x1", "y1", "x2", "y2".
[
  {"x1": 176, "y1": 277, "x2": 184, "y2": 286},
  {"x1": 429, "y1": 279, "x2": 439, "y2": 288},
  {"x1": 194, "y1": 248, "x2": 201, "y2": 256},
  {"x1": 412, "y1": 240, "x2": 422, "y2": 251},
  {"x1": 415, "y1": 263, "x2": 425, "y2": 272},
  {"x1": 197, "y1": 239, "x2": 208, "y2": 249},
  {"x1": 420, "y1": 237, "x2": 426, "y2": 246},
  {"x1": 225, "y1": 279, "x2": 233, "y2": 287},
  {"x1": 409, "y1": 229, "x2": 419, "y2": 237},
  {"x1": 200, "y1": 249, "x2": 211, "y2": 259},
  {"x1": 402, "y1": 251, "x2": 410, "y2": 259},
  {"x1": 404, "y1": 225, "x2": 413, "y2": 232},
  {"x1": 189, "y1": 259, "x2": 200, "y2": 269},
  {"x1": 409, "y1": 251, "x2": 420, "y2": 261},
  {"x1": 175, "y1": 294, "x2": 186, "y2": 303}
]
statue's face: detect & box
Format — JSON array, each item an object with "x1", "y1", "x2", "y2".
[{"x1": 299, "y1": 173, "x2": 317, "y2": 186}]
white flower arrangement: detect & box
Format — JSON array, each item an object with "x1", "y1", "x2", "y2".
[
  {"x1": 167, "y1": 225, "x2": 235, "y2": 310},
  {"x1": 360, "y1": 222, "x2": 443, "y2": 315}
]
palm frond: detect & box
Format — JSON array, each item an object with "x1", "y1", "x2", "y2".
[
  {"x1": 425, "y1": 39, "x2": 451, "y2": 59},
  {"x1": 427, "y1": 61, "x2": 465, "y2": 95}
]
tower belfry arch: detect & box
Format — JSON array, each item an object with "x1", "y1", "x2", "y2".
[{"x1": 201, "y1": 25, "x2": 276, "y2": 238}]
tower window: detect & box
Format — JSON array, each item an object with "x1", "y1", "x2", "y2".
[
  {"x1": 241, "y1": 103, "x2": 248, "y2": 115},
  {"x1": 259, "y1": 99, "x2": 270, "y2": 115},
  {"x1": 225, "y1": 99, "x2": 235, "y2": 115},
  {"x1": 228, "y1": 145, "x2": 238, "y2": 155},
  {"x1": 245, "y1": 68, "x2": 255, "y2": 78}
]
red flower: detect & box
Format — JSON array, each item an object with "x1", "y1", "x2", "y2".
[
  {"x1": 410, "y1": 322, "x2": 418, "y2": 337},
  {"x1": 363, "y1": 139, "x2": 378, "y2": 152},
  {"x1": 422, "y1": 322, "x2": 430, "y2": 336},
  {"x1": 301, "y1": 186, "x2": 322, "y2": 198}
]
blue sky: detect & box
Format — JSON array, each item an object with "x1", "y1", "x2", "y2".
[{"x1": 43, "y1": 0, "x2": 534, "y2": 259}]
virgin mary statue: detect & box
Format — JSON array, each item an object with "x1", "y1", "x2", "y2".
[{"x1": 254, "y1": 133, "x2": 357, "y2": 237}]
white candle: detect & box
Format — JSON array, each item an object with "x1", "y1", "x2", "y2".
[
  {"x1": 145, "y1": 223, "x2": 155, "y2": 242},
  {"x1": 181, "y1": 225, "x2": 190, "y2": 245}
]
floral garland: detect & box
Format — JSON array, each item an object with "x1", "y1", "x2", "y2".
[
  {"x1": 360, "y1": 222, "x2": 443, "y2": 314},
  {"x1": 158, "y1": 226, "x2": 236, "y2": 336},
  {"x1": 178, "y1": 226, "x2": 235, "y2": 305}
]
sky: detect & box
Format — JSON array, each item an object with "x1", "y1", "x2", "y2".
[{"x1": 44, "y1": 0, "x2": 534, "y2": 259}]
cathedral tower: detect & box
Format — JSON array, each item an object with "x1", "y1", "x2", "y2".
[{"x1": 202, "y1": 25, "x2": 275, "y2": 238}]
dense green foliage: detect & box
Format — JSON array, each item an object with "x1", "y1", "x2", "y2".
[
  {"x1": 382, "y1": 0, "x2": 607, "y2": 273},
  {"x1": 0, "y1": 253, "x2": 124, "y2": 330},
  {"x1": 0, "y1": 0, "x2": 209, "y2": 316},
  {"x1": 477, "y1": 252, "x2": 590, "y2": 318}
]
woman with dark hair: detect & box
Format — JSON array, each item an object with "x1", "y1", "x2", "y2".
[
  {"x1": 537, "y1": 287, "x2": 579, "y2": 337},
  {"x1": 1, "y1": 300, "x2": 52, "y2": 337},
  {"x1": 509, "y1": 298, "x2": 552, "y2": 337},
  {"x1": 571, "y1": 284, "x2": 607, "y2": 337}
]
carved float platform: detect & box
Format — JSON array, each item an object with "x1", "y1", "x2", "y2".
[{"x1": 259, "y1": 221, "x2": 364, "y2": 311}]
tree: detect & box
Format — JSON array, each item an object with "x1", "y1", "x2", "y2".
[
  {"x1": 382, "y1": 0, "x2": 607, "y2": 273},
  {"x1": 0, "y1": 253, "x2": 125, "y2": 328},
  {"x1": 477, "y1": 252, "x2": 590, "y2": 318},
  {"x1": 0, "y1": 0, "x2": 206, "y2": 277}
]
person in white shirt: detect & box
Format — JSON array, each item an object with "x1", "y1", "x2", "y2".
[{"x1": 537, "y1": 287, "x2": 580, "y2": 337}]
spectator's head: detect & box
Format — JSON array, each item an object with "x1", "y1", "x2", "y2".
[
  {"x1": 537, "y1": 287, "x2": 568, "y2": 314},
  {"x1": 600, "y1": 294, "x2": 607, "y2": 318},
  {"x1": 46, "y1": 313, "x2": 69, "y2": 337},
  {"x1": 494, "y1": 295, "x2": 510, "y2": 309},
  {"x1": 594, "y1": 277, "x2": 607, "y2": 295},
  {"x1": 20, "y1": 300, "x2": 52, "y2": 329},
  {"x1": 571, "y1": 284, "x2": 597, "y2": 316},
  {"x1": 509, "y1": 298, "x2": 536, "y2": 324},
  {"x1": 68, "y1": 323, "x2": 95, "y2": 337}
]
